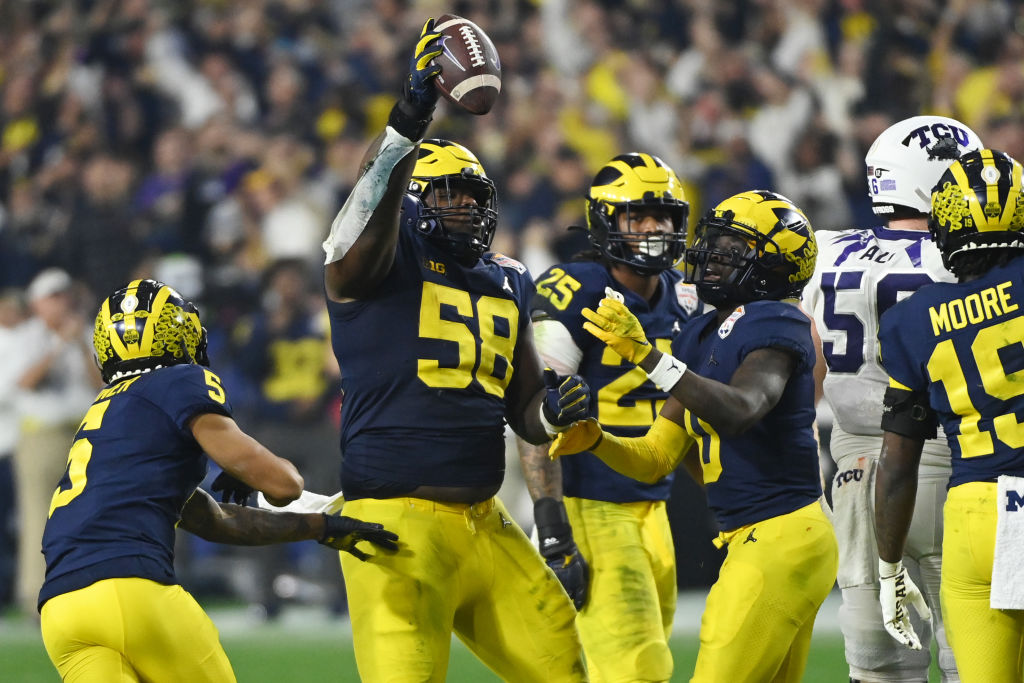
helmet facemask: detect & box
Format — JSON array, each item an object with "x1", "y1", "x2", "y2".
[{"x1": 411, "y1": 171, "x2": 498, "y2": 262}]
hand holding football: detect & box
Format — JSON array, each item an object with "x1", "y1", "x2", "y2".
[{"x1": 432, "y1": 15, "x2": 502, "y2": 115}]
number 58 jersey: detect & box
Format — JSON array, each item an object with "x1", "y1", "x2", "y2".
[
  {"x1": 39, "y1": 364, "x2": 232, "y2": 610},
  {"x1": 326, "y1": 225, "x2": 535, "y2": 499},
  {"x1": 803, "y1": 226, "x2": 953, "y2": 436}
]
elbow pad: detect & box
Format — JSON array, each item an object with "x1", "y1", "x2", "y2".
[
  {"x1": 592, "y1": 415, "x2": 694, "y2": 483},
  {"x1": 881, "y1": 386, "x2": 937, "y2": 440}
]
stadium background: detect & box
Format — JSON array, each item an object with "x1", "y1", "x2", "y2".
[{"x1": 1, "y1": 0, "x2": 1021, "y2": 679}]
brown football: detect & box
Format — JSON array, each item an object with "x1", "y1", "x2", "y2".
[{"x1": 432, "y1": 14, "x2": 502, "y2": 115}]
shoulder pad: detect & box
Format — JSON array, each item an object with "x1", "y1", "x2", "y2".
[{"x1": 488, "y1": 252, "x2": 527, "y2": 274}]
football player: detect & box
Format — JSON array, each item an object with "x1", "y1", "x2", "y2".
[
  {"x1": 517, "y1": 152, "x2": 697, "y2": 681},
  {"x1": 39, "y1": 279, "x2": 398, "y2": 683},
  {"x1": 803, "y1": 115, "x2": 980, "y2": 682},
  {"x1": 551, "y1": 190, "x2": 839, "y2": 682},
  {"x1": 876, "y1": 149, "x2": 1024, "y2": 683},
  {"x1": 318, "y1": 19, "x2": 589, "y2": 682}
]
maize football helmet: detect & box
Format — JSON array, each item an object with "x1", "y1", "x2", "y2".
[
  {"x1": 865, "y1": 115, "x2": 982, "y2": 217},
  {"x1": 585, "y1": 153, "x2": 689, "y2": 274},
  {"x1": 687, "y1": 190, "x2": 817, "y2": 306},
  {"x1": 403, "y1": 139, "x2": 497, "y2": 262},
  {"x1": 93, "y1": 279, "x2": 208, "y2": 383},
  {"x1": 929, "y1": 148, "x2": 1024, "y2": 278}
]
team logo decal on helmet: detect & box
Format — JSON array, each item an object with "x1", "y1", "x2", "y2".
[
  {"x1": 686, "y1": 190, "x2": 816, "y2": 306},
  {"x1": 403, "y1": 139, "x2": 497, "y2": 261},
  {"x1": 585, "y1": 153, "x2": 689, "y2": 274},
  {"x1": 93, "y1": 279, "x2": 208, "y2": 383},
  {"x1": 929, "y1": 149, "x2": 1024, "y2": 277},
  {"x1": 865, "y1": 115, "x2": 982, "y2": 217}
]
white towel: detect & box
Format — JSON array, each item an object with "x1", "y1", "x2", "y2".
[
  {"x1": 256, "y1": 489, "x2": 346, "y2": 515},
  {"x1": 991, "y1": 475, "x2": 1024, "y2": 609}
]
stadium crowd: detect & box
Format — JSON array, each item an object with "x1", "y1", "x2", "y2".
[{"x1": 1, "y1": 0, "x2": 1023, "y2": 623}]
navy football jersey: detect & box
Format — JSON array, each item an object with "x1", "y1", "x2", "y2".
[
  {"x1": 532, "y1": 261, "x2": 698, "y2": 502},
  {"x1": 39, "y1": 364, "x2": 231, "y2": 609},
  {"x1": 327, "y1": 222, "x2": 535, "y2": 499},
  {"x1": 879, "y1": 256, "x2": 1024, "y2": 487},
  {"x1": 671, "y1": 301, "x2": 822, "y2": 530}
]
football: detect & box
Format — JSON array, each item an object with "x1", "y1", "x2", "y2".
[{"x1": 432, "y1": 14, "x2": 501, "y2": 115}]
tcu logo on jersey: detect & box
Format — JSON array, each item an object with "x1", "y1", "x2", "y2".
[
  {"x1": 900, "y1": 123, "x2": 971, "y2": 151},
  {"x1": 834, "y1": 467, "x2": 864, "y2": 489}
]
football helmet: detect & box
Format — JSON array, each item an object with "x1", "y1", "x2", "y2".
[
  {"x1": 93, "y1": 279, "x2": 208, "y2": 383},
  {"x1": 403, "y1": 139, "x2": 497, "y2": 261},
  {"x1": 865, "y1": 115, "x2": 982, "y2": 217},
  {"x1": 686, "y1": 190, "x2": 817, "y2": 306},
  {"x1": 929, "y1": 148, "x2": 1024, "y2": 277},
  {"x1": 585, "y1": 153, "x2": 689, "y2": 274}
]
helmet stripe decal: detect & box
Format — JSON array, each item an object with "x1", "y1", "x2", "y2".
[
  {"x1": 121, "y1": 279, "x2": 145, "y2": 356},
  {"x1": 139, "y1": 284, "x2": 173, "y2": 360}
]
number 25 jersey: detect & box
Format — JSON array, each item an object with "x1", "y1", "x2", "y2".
[
  {"x1": 803, "y1": 226, "x2": 952, "y2": 437},
  {"x1": 326, "y1": 223, "x2": 535, "y2": 499},
  {"x1": 39, "y1": 364, "x2": 232, "y2": 610}
]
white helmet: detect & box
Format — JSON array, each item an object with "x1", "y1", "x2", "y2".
[{"x1": 864, "y1": 115, "x2": 983, "y2": 217}]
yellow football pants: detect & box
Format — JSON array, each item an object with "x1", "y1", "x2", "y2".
[
  {"x1": 942, "y1": 482, "x2": 1024, "y2": 683},
  {"x1": 566, "y1": 496, "x2": 676, "y2": 683},
  {"x1": 40, "y1": 577, "x2": 235, "y2": 683},
  {"x1": 692, "y1": 501, "x2": 838, "y2": 683},
  {"x1": 339, "y1": 496, "x2": 586, "y2": 682}
]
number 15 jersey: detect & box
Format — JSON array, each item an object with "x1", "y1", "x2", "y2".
[{"x1": 803, "y1": 226, "x2": 953, "y2": 438}]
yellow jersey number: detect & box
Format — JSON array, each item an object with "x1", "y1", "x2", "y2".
[
  {"x1": 417, "y1": 282, "x2": 520, "y2": 397},
  {"x1": 684, "y1": 411, "x2": 722, "y2": 484},
  {"x1": 926, "y1": 317, "x2": 1024, "y2": 458},
  {"x1": 597, "y1": 338, "x2": 673, "y2": 427},
  {"x1": 535, "y1": 268, "x2": 582, "y2": 311}
]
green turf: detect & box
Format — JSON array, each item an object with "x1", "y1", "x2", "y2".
[{"x1": 0, "y1": 615, "x2": 941, "y2": 681}]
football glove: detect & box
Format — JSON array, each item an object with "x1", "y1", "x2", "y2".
[
  {"x1": 549, "y1": 418, "x2": 603, "y2": 460},
  {"x1": 540, "y1": 368, "x2": 591, "y2": 435},
  {"x1": 211, "y1": 471, "x2": 254, "y2": 506},
  {"x1": 879, "y1": 559, "x2": 931, "y2": 650},
  {"x1": 403, "y1": 18, "x2": 443, "y2": 117},
  {"x1": 320, "y1": 513, "x2": 399, "y2": 561},
  {"x1": 534, "y1": 497, "x2": 589, "y2": 610},
  {"x1": 581, "y1": 298, "x2": 653, "y2": 365}
]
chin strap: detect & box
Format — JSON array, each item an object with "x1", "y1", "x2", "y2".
[{"x1": 322, "y1": 125, "x2": 418, "y2": 265}]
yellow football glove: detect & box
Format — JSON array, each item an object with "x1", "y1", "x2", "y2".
[
  {"x1": 581, "y1": 298, "x2": 653, "y2": 364},
  {"x1": 549, "y1": 418, "x2": 604, "y2": 460}
]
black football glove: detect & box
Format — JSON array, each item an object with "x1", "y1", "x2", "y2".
[
  {"x1": 534, "y1": 497, "x2": 589, "y2": 610},
  {"x1": 390, "y1": 18, "x2": 443, "y2": 140},
  {"x1": 541, "y1": 368, "x2": 591, "y2": 434},
  {"x1": 320, "y1": 513, "x2": 400, "y2": 561},
  {"x1": 211, "y1": 471, "x2": 255, "y2": 506}
]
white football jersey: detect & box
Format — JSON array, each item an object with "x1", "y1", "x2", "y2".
[{"x1": 803, "y1": 226, "x2": 954, "y2": 435}]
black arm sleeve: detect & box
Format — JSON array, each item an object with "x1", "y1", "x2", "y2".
[{"x1": 881, "y1": 386, "x2": 938, "y2": 440}]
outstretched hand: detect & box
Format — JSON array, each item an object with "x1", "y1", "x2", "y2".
[
  {"x1": 320, "y1": 513, "x2": 399, "y2": 561},
  {"x1": 549, "y1": 419, "x2": 603, "y2": 459},
  {"x1": 879, "y1": 560, "x2": 931, "y2": 650},
  {"x1": 582, "y1": 298, "x2": 653, "y2": 364}
]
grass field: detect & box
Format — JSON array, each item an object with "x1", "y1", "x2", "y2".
[{"x1": 0, "y1": 591, "x2": 939, "y2": 681}]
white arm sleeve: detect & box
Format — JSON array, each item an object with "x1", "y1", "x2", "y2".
[
  {"x1": 533, "y1": 319, "x2": 583, "y2": 375},
  {"x1": 322, "y1": 126, "x2": 417, "y2": 265},
  {"x1": 256, "y1": 490, "x2": 346, "y2": 515}
]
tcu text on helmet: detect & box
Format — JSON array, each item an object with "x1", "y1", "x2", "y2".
[{"x1": 901, "y1": 123, "x2": 971, "y2": 151}]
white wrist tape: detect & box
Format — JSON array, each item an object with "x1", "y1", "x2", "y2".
[
  {"x1": 646, "y1": 353, "x2": 686, "y2": 392},
  {"x1": 879, "y1": 559, "x2": 903, "y2": 578},
  {"x1": 539, "y1": 403, "x2": 566, "y2": 437},
  {"x1": 322, "y1": 126, "x2": 417, "y2": 265}
]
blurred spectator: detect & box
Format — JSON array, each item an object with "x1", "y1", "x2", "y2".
[
  {"x1": 13, "y1": 269, "x2": 100, "y2": 617},
  {"x1": 0, "y1": 289, "x2": 27, "y2": 610}
]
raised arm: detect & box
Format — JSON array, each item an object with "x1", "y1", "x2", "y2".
[
  {"x1": 323, "y1": 20, "x2": 443, "y2": 302},
  {"x1": 582, "y1": 298, "x2": 794, "y2": 436}
]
